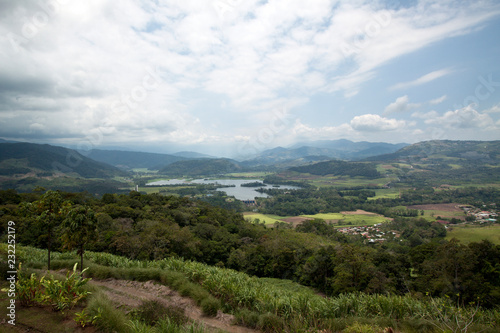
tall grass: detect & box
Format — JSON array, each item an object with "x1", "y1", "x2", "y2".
[{"x1": 4, "y1": 244, "x2": 499, "y2": 332}]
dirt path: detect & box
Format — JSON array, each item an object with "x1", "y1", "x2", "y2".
[{"x1": 90, "y1": 278, "x2": 258, "y2": 333}]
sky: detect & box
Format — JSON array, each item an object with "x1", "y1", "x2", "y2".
[{"x1": 1, "y1": 0, "x2": 500, "y2": 158}]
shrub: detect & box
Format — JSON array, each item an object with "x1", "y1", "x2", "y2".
[
  {"x1": 15, "y1": 271, "x2": 44, "y2": 306},
  {"x1": 258, "y1": 313, "x2": 285, "y2": 333},
  {"x1": 234, "y1": 308, "x2": 260, "y2": 329},
  {"x1": 133, "y1": 300, "x2": 188, "y2": 326},
  {"x1": 87, "y1": 291, "x2": 131, "y2": 333},
  {"x1": 200, "y1": 297, "x2": 220, "y2": 317}
]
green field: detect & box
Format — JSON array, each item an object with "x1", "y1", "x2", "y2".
[
  {"x1": 368, "y1": 188, "x2": 400, "y2": 200},
  {"x1": 302, "y1": 213, "x2": 390, "y2": 227},
  {"x1": 446, "y1": 225, "x2": 500, "y2": 245},
  {"x1": 243, "y1": 212, "x2": 287, "y2": 225},
  {"x1": 418, "y1": 210, "x2": 465, "y2": 222}
]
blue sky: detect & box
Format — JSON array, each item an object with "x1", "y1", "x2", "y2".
[{"x1": 0, "y1": 0, "x2": 499, "y2": 158}]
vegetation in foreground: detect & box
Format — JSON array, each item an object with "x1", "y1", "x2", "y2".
[{"x1": 3, "y1": 245, "x2": 500, "y2": 333}]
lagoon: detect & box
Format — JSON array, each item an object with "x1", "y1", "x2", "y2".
[{"x1": 146, "y1": 178, "x2": 299, "y2": 200}]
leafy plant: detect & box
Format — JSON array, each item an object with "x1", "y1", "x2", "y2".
[
  {"x1": 14, "y1": 265, "x2": 44, "y2": 306},
  {"x1": 41, "y1": 263, "x2": 91, "y2": 311},
  {"x1": 74, "y1": 308, "x2": 102, "y2": 328}
]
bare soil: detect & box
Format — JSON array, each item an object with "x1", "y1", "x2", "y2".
[
  {"x1": 90, "y1": 278, "x2": 258, "y2": 333},
  {"x1": 406, "y1": 203, "x2": 463, "y2": 212},
  {"x1": 340, "y1": 209, "x2": 381, "y2": 215},
  {"x1": 281, "y1": 216, "x2": 312, "y2": 227}
]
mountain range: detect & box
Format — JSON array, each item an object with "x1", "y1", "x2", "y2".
[
  {"x1": 0, "y1": 143, "x2": 127, "y2": 178},
  {"x1": 1, "y1": 139, "x2": 499, "y2": 180}
]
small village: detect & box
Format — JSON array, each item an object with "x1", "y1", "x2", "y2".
[{"x1": 337, "y1": 223, "x2": 399, "y2": 243}]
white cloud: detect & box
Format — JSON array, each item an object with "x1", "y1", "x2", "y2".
[
  {"x1": 484, "y1": 103, "x2": 500, "y2": 113},
  {"x1": 412, "y1": 110, "x2": 439, "y2": 119},
  {"x1": 0, "y1": 0, "x2": 499, "y2": 151},
  {"x1": 383, "y1": 95, "x2": 420, "y2": 115},
  {"x1": 425, "y1": 105, "x2": 494, "y2": 129},
  {"x1": 429, "y1": 95, "x2": 447, "y2": 105},
  {"x1": 390, "y1": 69, "x2": 453, "y2": 91},
  {"x1": 350, "y1": 114, "x2": 406, "y2": 132}
]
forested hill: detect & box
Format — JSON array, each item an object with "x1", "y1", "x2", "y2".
[
  {"x1": 88, "y1": 149, "x2": 187, "y2": 170},
  {"x1": 366, "y1": 140, "x2": 500, "y2": 164},
  {"x1": 289, "y1": 160, "x2": 380, "y2": 178},
  {"x1": 0, "y1": 142, "x2": 127, "y2": 178},
  {"x1": 158, "y1": 158, "x2": 242, "y2": 176}
]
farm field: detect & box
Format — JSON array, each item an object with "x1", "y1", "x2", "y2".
[
  {"x1": 243, "y1": 212, "x2": 287, "y2": 225},
  {"x1": 303, "y1": 211, "x2": 390, "y2": 227},
  {"x1": 446, "y1": 225, "x2": 500, "y2": 245},
  {"x1": 245, "y1": 211, "x2": 391, "y2": 227},
  {"x1": 407, "y1": 203, "x2": 466, "y2": 221},
  {"x1": 368, "y1": 188, "x2": 400, "y2": 200}
]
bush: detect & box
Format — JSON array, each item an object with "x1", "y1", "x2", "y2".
[
  {"x1": 234, "y1": 308, "x2": 260, "y2": 329},
  {"x1": 200, "y1": 297, "x2": 220, "y2": 317},
  {"x1": 258, "y1": 313, "x2": 285, "y2": 333},
  {"x1": 87, "y1": 291, "x2": 131, "y2": 333},
  {"x1": 133, "y1": 300, "x2": 188, "y2": 326}
]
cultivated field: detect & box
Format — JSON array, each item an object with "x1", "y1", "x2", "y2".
[
  {"x1": 245, "y1": 211, "x2": 391, "y2": 227},
  {"x1": 303, "y1": 211, "x2": 390, "y2": 227},
  {"x1": 243, "y1": 212, "x2": 287, "y2": 225},
  {"x1": 407, "y1": 203, "x2": 466, "y2": 221}
]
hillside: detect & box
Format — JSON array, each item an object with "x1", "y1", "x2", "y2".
[
  {"x1": 241, "y1": 140, "x2": 408, "y2": 168},
  {"x1": 289, "y1": 160, "x2": 381, "y2": 178},
  {"x1": 0, "y1": 143, "x2": 127, "y2": 178},
  {"x1": 365, "y1": 140, "x2": 500, "y2": 185},
  {"x1": 158, "y1": 158, "x2": 242, "y2": 176},
  {"x1": 88, "y1": 149, "x2": 187, "y2": 170},
  {"x1": 367, "y1": 140, "x2": 500, "y2": 164}
]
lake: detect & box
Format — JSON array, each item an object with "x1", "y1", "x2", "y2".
[{"x1": 146, "y1": 178, "x2": 299, "y2": 200}]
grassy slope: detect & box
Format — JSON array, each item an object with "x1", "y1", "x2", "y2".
[{"x1": 446, "y1": 225, "x2": 500, "y2": 245}]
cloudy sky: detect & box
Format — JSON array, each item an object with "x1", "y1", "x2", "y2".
[{"x1": 1, "y1": 0, "x2": 500, "y2": 158}]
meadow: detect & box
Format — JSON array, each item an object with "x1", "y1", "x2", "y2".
[
  {"x1": 303, "y1": 212, "x2": 390, "y2": 227},
  {"x1": 446, "y1": 225, "x2": 500, "y2": 245},
  {"x1": 243, "y1": 212, "x2": 287, "y2": 225}
]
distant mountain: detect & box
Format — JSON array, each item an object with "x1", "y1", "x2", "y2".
[
  {"x1": 0, "y1": 143, "x2": 127, "y2": 178},
  {"x1": 289, "y1": 139, "x2": 408, "y2": 159},
  {"x1": 365, "y1": 140, "x2": 500, "y2": 164},
  {"x1": 242, "y1": 140, "x2": 408, "y2": 168},
  {"x1": 0, "y1": 138, "x2": 19, "y2": 143},
  {"x1": 158, "y1": 158, "x2": 242, "y2": 176},
  {"x1": 172, "y1": 151, "x2": 215, "y2": 159},
  {"x1": 88, "y1": 149, "x2": 187, "y2": 170}
]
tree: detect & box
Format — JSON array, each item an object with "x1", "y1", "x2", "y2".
[
  {"x1": 23, "y1": 190, "x2": 70, "y2": 270},
  {"x1": 61, "y1": 205, "x2": 98, "y2": 271}
]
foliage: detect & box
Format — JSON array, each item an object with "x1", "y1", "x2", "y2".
[
  {"x1": 74, "y1": 307, "x2": 102, "y2": 328},
  {"x1": 87, "y1": 290, "x2": 132, "y2": 333},
  {"x1": 60, "y1": 205, "x2": 98, "y2": 270},
  {"x1": 14, "y1": 267, "x2": 45, "y2": 306},
  {"x1": 13, "y1": 263, "x2": 91, "y2": 312},
  {"x1": 132, "y1": 300, "x2": 188, "y2": 326}
]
